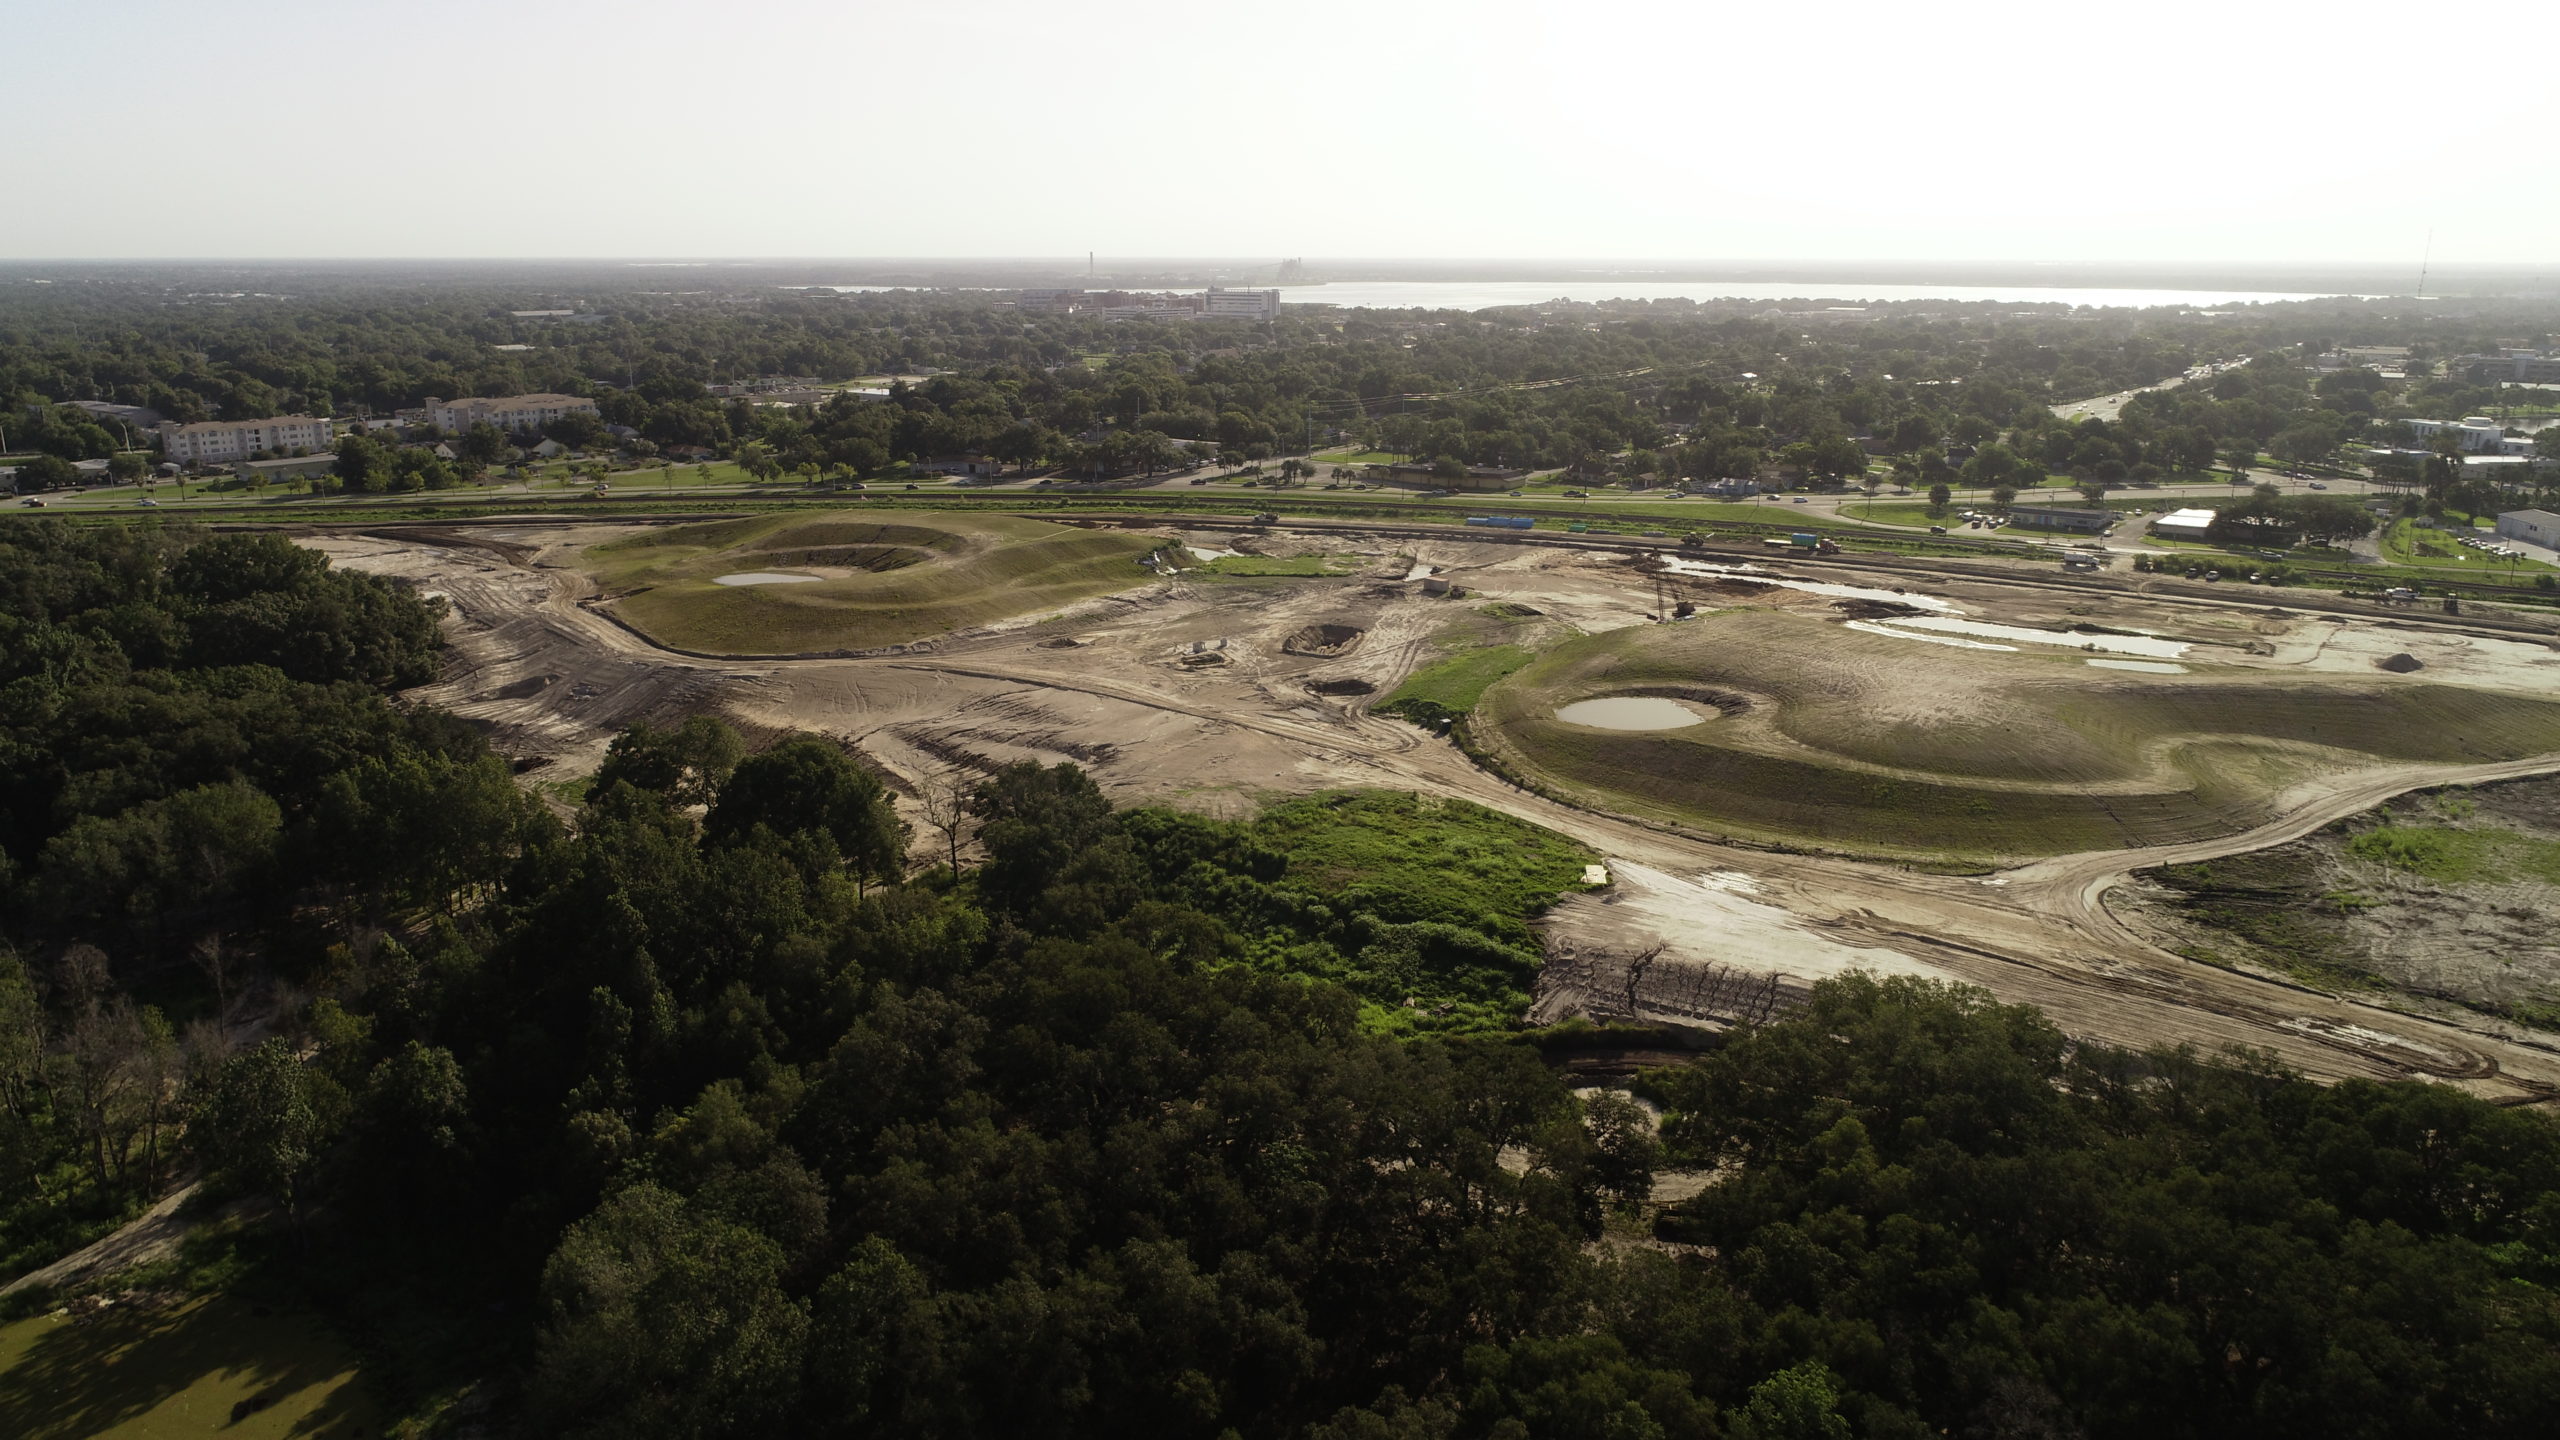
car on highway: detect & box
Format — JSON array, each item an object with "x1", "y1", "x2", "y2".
[
  {"x1": 2307, "y1": 481, "x2": 2327, "y2": 490},
  {"x1": 1791, "y1": 496, "x2": 1807, "y2": 503}
]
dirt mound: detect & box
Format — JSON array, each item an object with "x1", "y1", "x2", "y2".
[
  {"x1": 1707, "y1": 577, "x2": 1774, "y2": 594},
  {"x1": 2378, "y1": 652, "x2": 2425, "y2": 673},
  {"x1": 1284, "y1": 623, "x2": 1366, "y2": 658},
  {"x1": 496, "y1": 673, "x2": 560, "y2": 700},
  {"x1": 1039, "y1": 636, "x2": 1088, "y2": 649},
  {"x1": 1306, "y1": 677, "x2": 1377, "y2": 696},
  {"x1": 1832, "y1": 598, "x2": 1925, "y2": 620},
  {"x1": 1178, "y1": 651, "x2": 1230, "y2": 669},
  {"x1": 753, "y1": 544, "x2": 931, "y2": 573}
]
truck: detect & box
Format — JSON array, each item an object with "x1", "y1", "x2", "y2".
[
  {"x1": 1465, "y1": 515, "x2": 1535, "y2": 530},
  {"x1": 1787, "y1": 532, "x2": 1841, "y2": 555}
]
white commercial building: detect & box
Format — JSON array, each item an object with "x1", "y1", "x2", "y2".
[
  {"x1": 157, "y1": 414, "x2": 336, "y2": 465},
  {"x1": 2495, "y1": 510, "x2": 2560, "y2": 547},
  {"x1": 425, "y1": 393, "x2": 600, "y2": 433},
  {"x1": 2151, "y1": 507, "x2": 2218, "y2": 539},
  {"x1": 2404, "y1": 416, "x2": 2530, "y2": 455},
  {"x1": 1201, "y1": 287, "x2": 1283, "y2": 321}
]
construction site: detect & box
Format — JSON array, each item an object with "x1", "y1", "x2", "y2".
[{"x1": 303, "y1": 507, "x2": 2560, "y2": 1105}]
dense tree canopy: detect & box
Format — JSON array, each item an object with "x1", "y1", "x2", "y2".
[{"x1": 2, "y1": 518, "x2": 2557, "y2": 1439}]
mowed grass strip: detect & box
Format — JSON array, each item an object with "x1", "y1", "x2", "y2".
[
  {"x1": 1473, "y1": 611, "x2": 2560, "y2": 863},
  {"x1": 0, "y1": 1290, "x2": 378, "y2": 1439},
  {"x1": 584, "y1": 510, "x2": 1159, "y2": 653}
]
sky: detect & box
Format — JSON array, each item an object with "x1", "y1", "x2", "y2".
[{"x1": 5, "y1": 0, "x2": 2552, "y2": 266}]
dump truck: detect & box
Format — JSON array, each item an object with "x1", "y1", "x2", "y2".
[{"x1": 1787, "y1": 532, "x2": 1841, "y2": 555}]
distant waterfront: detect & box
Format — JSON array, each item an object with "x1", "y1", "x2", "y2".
[{"x1": 1273, "y1": 279, "x2": 2361, "y2": 310}]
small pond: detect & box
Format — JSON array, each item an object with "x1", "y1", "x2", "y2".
[
  {"x1": 1555, "y1": 696, "x2": 1710, "y2": 730},
  {"x1": 713, "y1": 571, "x2": 822, "y2": 586}
]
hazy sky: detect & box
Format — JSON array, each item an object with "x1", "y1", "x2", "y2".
[{"x1": 6, "y1": 0, "x2": 2551, "y2": 265}]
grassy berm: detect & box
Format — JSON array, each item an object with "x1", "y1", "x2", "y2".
[
  {"x1": 584, "y1": 511, "x2": 1157, "y2": 653},
  {"x1": 1473, "y1": 610, "x2": 2560, "y2": 865},
  {"x1": 2133, "y1": 777, "x2": 2560, "y2": 1028}
]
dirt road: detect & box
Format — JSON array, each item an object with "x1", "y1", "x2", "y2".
[{"x1": 312, "y1": 521, "x2": 2560, "y2": 1102}]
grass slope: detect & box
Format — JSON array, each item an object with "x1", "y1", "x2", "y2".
[
  {"x1": 1473, "y1": 610, "x2": 2560, "y2": 864},
  {"x1": 0, "y1": 1291, "x2": 377, "y2": 1439},
  {"x1": 585, "y1": 510, "x2": 1158, "y2": 653}
]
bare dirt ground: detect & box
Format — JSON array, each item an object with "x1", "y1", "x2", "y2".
[
  {"x1": 304, "y1": 518, "x2": 2560, "y2": 1102},
  {"x1": 2, "y1": 1186, "x2": 204, "y2": 1298},
  {"x1": 2111, "y1": 777, "x2": 2560, "y2": 1033}
]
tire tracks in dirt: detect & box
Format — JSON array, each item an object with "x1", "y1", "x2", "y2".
[{"x1": 328, "y1": 524, "x2": 2560, "y2": 1100}]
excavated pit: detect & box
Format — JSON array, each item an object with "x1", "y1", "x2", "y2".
[{"x1": 1283, "y1": 623, "x2": 1366, "y2": 658}]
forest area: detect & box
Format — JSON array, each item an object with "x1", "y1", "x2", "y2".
[
  {"x1": 8, "y1": 275, "x2": 2554, "y2": 503},
  {"x1": 2, "y1": 517, "x2": 2558, "y2": 1438}
]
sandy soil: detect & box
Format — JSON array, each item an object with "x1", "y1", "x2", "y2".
[
  {"x1": 2111, "y1": 777, "x2": 2560, "y2": 1033},
  {"x1": 302, "y1": 518, "x2": 2560, "y2": 1101}
]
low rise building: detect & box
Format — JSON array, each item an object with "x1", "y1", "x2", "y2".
[
  {"x1": 1687, "y1": 477, "x2": 1761, "y2": 497},
  {"x1": 2405, "y1": 416, "x2": 2524, "y2": 454},
  {"x1": 2151, "y1": 507, "x2": 2218, "y2": 539},
  {"x1": 158, "y1": 414, "x2": 336, "y2": 465},
  {"x1": 235, "y1": 454, "x2": 338, "y2": 485},
  {"x1": 2456, "y1": 352, "x2": 2560, "y2": 384},
  {"x1": 2007, "y1": 504, "x2": 2113, "y2": 533},
  {"x1": 64, "y1": 399, "x2": 165, "y2": 429},
  {"x1": 424, "y1": 393, "x2": 600, "y2": 433},
  {"x1": 2496, "y1": 510, "x2": 2560, "y2": 547}
]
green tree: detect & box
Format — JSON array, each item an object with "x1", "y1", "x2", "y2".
[
  {"x1": 735, "y1": 440, "x2": 783, "y2": 484},
  {"x1": 195, "y1": 1039, "x2": 326, "y2": 1222},
  {"x1": 706, "y1": 738, "x2": 904, "y2": 886},
  {"x1": 1926, "y1": 481, "x2": 1951, "y2": 515},
  {"x1": 18, "y1": 454, "x2": 77, "y2": 491},
  {"x1": 596, "y1": 716, "x2": 747, "y2": 807},
  {"x1": 533, "y1": 1183, "x2": 809, "y2": 1439},
  {"x1": 1730, "y1": 1364, "x2": 1851, "y2": 1440}
]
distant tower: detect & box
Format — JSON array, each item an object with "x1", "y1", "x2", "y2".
[{"x1": 1276, "y1": 257, "x2": 1305, "y2": 285}]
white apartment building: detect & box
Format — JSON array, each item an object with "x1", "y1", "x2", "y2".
[
  {"x1": 425, "y1": 393, "x2": 601, "y2": 432},
  {"x1": 2405, "y1": 416, "x2": 2533, "y2": 455},
  {"x1": 1201, "y1": 287, "x2": 1283, "y2": 321},
  {"x1": 157, "y1": 414, "x2": 336, "y2": 465}
]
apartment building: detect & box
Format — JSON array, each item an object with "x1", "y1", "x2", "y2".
[
  {"x1": 1201, "y1": 287, "x2": 1283, "y2": 321},
  {"x1": 425, "y1": 393, "x2": 601, "y2": 432},
  {"x1": 157, "y1": 414, "x2": 336, "y2": 465}
]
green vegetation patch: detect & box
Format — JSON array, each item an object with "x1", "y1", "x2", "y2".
[
  {"x1": 2347, "y1": 823, "x2": 2560, "y2": 885},
  {"x1": 1132, "y1": 790, "x2": 1598, "y2": 1034},
  {"x1": 583, "y1": 509, "x2": 1157, "y2": 653},
  {"x1": 1375, "y1": 644, "x2": 1535, "y2": 728},
  {"x1": 0, "y1": 1290, "x2": 380, "y2": 1439}
]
